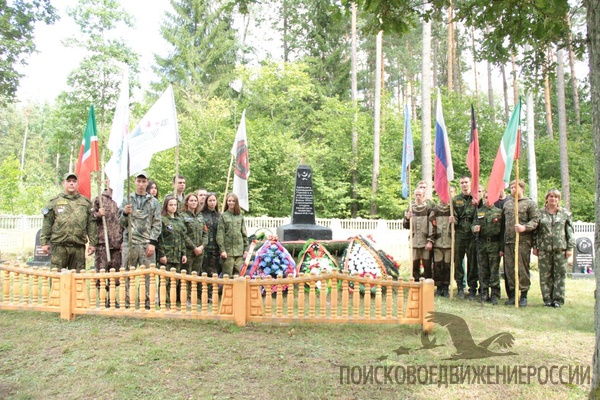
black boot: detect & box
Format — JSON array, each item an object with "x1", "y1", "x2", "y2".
[
  {"x1": 519, "y1": 291, "x2": 528, "y2": 307},
  {"x1": 457, "y1": 286, "x2": 465, "y2": 299},
  {"x1": 435, "y1": 286, "x2": 443, "y2": 297},
  {"x1": 481, "y1": 288, "x2": 490, "y2": 303},
  {"x1": 412, "y1": 260, "x2": 421, "y2": 281},
  {"x1": 490, "y1": 287, "x2": 499, "y2": 305},
  {"x1": 442, "y1": 285, "x2": 450, "y2": 298}
]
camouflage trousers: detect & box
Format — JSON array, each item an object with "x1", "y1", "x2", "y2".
[
  {"x1": 454, "y1": 237, "x2": 478, "y2": 291},
  {"x1": 94, "y1": 245, "x2": 122, "y2": 272},
  {"x1": 186, "y1": 253, "x2": 204, "y2": 301},
  {"x1": 222, "y1": 255, "x2": 243, "y2": 277},
  {"x1": 433, "y1": 248, "x2": 451, "y2": 286},
  {"x1": 477, "y1": 247, "x2": 501, "y2": 291},
  {"x1": 50, "y1": 244, "x2": 86, "y2": 271},
  {"x1": 538, "y1": 249, "x2": 567, "y2": 305},
  {"x1": 202, "y1": 251, "x2": 222, "y2": 277},
  {"x1": 504, "y1": 241, "x2": 532, "y2": 293},
  {"x1": 411, "y1": 247, "x2": 431, "y2": 280},
  {"x1": 122, "y1": 244, "x2": 156, "y2": 308}
]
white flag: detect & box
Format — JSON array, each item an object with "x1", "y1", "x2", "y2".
[
  {"x1": 105, "y1": 70, "x2": 130, "y2": 205},
  {"x1": 127, "y1": 85, "x2": 179, "y2": 175},
  {"x1": 231, "y1": 109, "x2": 249, "y2": 211}
]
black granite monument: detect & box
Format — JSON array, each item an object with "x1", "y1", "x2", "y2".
[
  {"x1": 571, "y1": 236, "x2": 594, "y2": 278},
  {"x1": 277, "y1": 165, "x2": 332, "y2": 241},
  {"x1": 26, "y1": 229, "x2": 51, "y2": 267}
]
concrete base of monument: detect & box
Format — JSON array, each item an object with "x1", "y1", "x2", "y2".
[
  {"x1": 567, "y1": 272, "x2": 595, "y2": 279},
  {"x1": 277, "y1": 224, "x2": 333, "y2": 241}
]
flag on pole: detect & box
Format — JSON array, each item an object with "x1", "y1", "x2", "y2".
[
  {"x1": 105, "y1": 70, "x2": 130, "y2": 205},
  {"x1": 433, "y1": 90, "x2": 454, "y2": 203},
  {"x1": 401, "y1": 104, "x2": 414, "y2": 199},
  {"x1": 467, "y1": 104, "x2": 480, "y2": 203},
  {"x1": 127, "y1": 85, "x2": 179, "y2": 175},
  {"x1": 75, "y1": 105, "x2": 99, "y2": 199},
  {"x1": 231, "y1": 109, "x2": 249, "y2": 211},
  {"x1": 486, "y1": 98, "x2": 522, "y2": 206}
]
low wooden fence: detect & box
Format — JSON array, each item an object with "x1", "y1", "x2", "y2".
[{"x1": 0, "y1": 263, "x2": 434, "y2": 332}]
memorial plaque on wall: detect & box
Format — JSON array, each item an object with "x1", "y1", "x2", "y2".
[{"x1": 574, "y1": 236, "x2": 594, "y2": 274}]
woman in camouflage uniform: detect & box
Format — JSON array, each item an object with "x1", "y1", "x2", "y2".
[
  {"x1": 217, "y1": 193, "x2": 248, "y2": 277},
  {"x1": 533, "y1": 189, "x2": 574, "y2": 308},
  {"x1": 158, "y1": 196, "x2": 187, "y2": 305},
  {"x1": 201, "y1": 193, "x2": 222, "y2": 277},
  {"x1": 181, "y1": 193, "x2": 208, "y2": 301}
]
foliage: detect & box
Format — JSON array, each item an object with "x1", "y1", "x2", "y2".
[{"x1": 0, "y1": 0, "x2": 57, "y2": 104}]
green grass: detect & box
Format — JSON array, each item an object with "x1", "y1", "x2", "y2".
[{"x1": 0, "y1": 274, "x2": 594, "y2": 400}]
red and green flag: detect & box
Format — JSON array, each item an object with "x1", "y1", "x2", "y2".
[
  {"x1": 75, "y1": 105, "x2": 99, "y2": 199},
  {"x1": 467, "y1": 104, "x2": 480, "y2": 203},
  {"x1": 486, "y1": 99, "x2": 522, "y2": 205}
]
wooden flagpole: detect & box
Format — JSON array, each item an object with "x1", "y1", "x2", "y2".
[
  {"x1": 98, "y1": 150, "x2": 110, "y2": 262},
  {"x1": 408, "y1": 165, "x2": 414, "y2": 278},
  {"x1": 514, "y1": 159, "x2": 520, "y2": 308},
  {"x1": 222, "y1": 110, "x2": 238, "y2": 212},
  {"x1": 449, "y1": 185, "x2": 455, "y2": 300}
]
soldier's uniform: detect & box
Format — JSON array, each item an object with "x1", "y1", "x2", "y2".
[
  {"x1": 216, "y1": 211, "x2": 248, "y2": 276},
  {"x1": 453, "y1": 192, "x2": 478, "y2": 298},
  {"x1": 502, "y1": 196, "x2": 540, "y2": 305},
  {"x1": 533, "y1": 207, "x2": 574, "y2": 306},
  {"x1": 181, "y1": 209, "x2": 208, "y2": 301},
  {"x1": 119, "y1": 190, "x2": 161, "y2": 307},
  {"x1": 158, "y1": 214, "x2": 187, "y2": 304},
  {"x1": 41, "y1": 192, "x2": 97, "y2": 271},
  {"x1": 93, "y1": 190, "x2": 123, "y2": 273},
  {"x1": 472, "y1": 203, "x2": 504, "y2": 304},
  {"x1": 202, "y1": 209, "x2": 222, "y2": 277},
  {"x1": 403, "y1": 203, "x2": 433, "y2": 280},
  {"x1": 429, "y1": 202, "x2": 452, "y2": 296}
]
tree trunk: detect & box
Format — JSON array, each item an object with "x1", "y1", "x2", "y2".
[
  {"x1": 371, "y1": 30, "x2": 383, "y2": 216},
  {"x1": 432, "y1": 27, "x2": 438, "y2": 90},
  {"x1": 447, "y1": 3, "x2": 454, "y2": 92},
  {"x1": 511, "y1": 51, "x2": 519, "y2": 107},
  {"x1": 501, "y1": 64, "x2": 509, "y2": 122},
  {"x1": 556, "y1": 48, "x2": 571, "y2": 209},
  {"x1": 422, "y1": 15, "x2": 433, "y2": 197},
  {"x1": 471, "y1": 27, "x2": 479, "y2": 102},
  {"x1": 526, "y1": 92, "x2": 538, "y2": 204},
  {"x1": 282, "y1": 0, "x2": 289, "y2": 62},
  {"x1": 454, "y1": 22, "x2": 461, "y2": 93},
  {"x1": 544, "y1": 48, "x2": 555, "y2": 139},
  {"x1": 568, "y1": 13, "x2": 582, "y2": 125},
  {"x1": 587, "y1": 0, "x2": 600, "y2": 397},
  {"x1": 486, "y1": 27, "x2": 494, "y2": 110},
  {"x1": 351, "y1": 2, "x2": 358, "y2": 218}
]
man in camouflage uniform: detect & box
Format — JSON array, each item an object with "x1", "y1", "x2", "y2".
[
  {"x1": 417, "y1": 180, "x2": 436, "y2": 209},
  {"x1": 452, "y1": 175, "x2": 478, "y2": 299},
  {"x1": 502, "y1": 180, "x2": 540, "y2": 307},
  {"x1": 403, "y1": 188, "x2": 433, "y2": 280},
  {"x1": 472, "y1": 190, "x2": 504, "y2": 304},
  {"x1": 533, "y1": 189, "x2": 574, "y2": 308},
  {"x1": 119, "y1": 171, "x2": 162, "y2": 307},
  {"x1": 41, "y1": 172, "x2": 97, "y2": 271},
  {"x1": 93, "y1": 183, "x2": 123, "y2": 273},
  {"x1": 429, "y1": 197, "x2": 452, "y2": 297}
]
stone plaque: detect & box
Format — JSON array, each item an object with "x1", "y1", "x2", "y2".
[
  {"x1": 574, "y1": 236, "x2": 594, "y2": 274},
  {"x1": 277, "y1": 165, "x2": 332, "y2": 241},
  {"x1": 26, "y1": 229, "x2": 51, "y2": 267}
]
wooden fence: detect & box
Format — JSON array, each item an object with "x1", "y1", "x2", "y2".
[{"x1": 0, "y1": 263, "x2": 434, "y2": 332}]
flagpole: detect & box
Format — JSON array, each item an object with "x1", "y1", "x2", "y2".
[
  {"x1": 98, "y1": 150, "x2": 110, "y2": 263},
  {"x1": 449, "y1": 186, "x2": 455, "y2": 300},
  {"x1": 127, "y1": 150, "x2": 133, "y2": 269},
  {"x1": 514, "y1": 159, "x2": 520, "y2": 308},
  {"x1": 408, "y1": 164, "x2": 413, "y2": 277},
  {"x1": 222, "y1": 155, "x2": 234, "y2": 211}
]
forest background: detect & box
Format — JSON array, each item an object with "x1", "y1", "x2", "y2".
[{"x1": 0, "y1": 0, "x2": 594, "y2": 223}]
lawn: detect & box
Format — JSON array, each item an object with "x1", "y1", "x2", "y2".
[{"x1": 0, "y1": 273, "x2": 594, "y2": 400}]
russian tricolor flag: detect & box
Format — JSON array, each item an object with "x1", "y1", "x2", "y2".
[{"x1": 434, "y1": 90, "x2": 454, "y2": 203}]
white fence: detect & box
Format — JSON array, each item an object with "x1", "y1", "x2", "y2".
[{"x1": 0, "y1": 214, "x2": 595, "y2": 262}]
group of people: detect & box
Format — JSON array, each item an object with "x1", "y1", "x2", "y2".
[
  {"x1": 403, "y1": 177, "x2": 574, "y2": 308},
  {"x1": 41, "y1": 171, "x2": 250, "y2": 307}
]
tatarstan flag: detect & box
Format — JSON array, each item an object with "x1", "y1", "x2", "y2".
[
  {"x1": 75, "y1": 106, "x2": 99, "y2": 199},
  {"x1": 467, "y1": 104, "x2": 480, "y2": 203},
  {"x1": 486, "y1": 99, "x2": 522, "y2": 206}
]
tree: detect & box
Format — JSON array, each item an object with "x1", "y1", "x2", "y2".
[
  {"x1": 154, "y1": 0, "x2": 239, "y2": 99},
  {"x1": 0, "y1": 0, "x2": 57, "y2": 104}
]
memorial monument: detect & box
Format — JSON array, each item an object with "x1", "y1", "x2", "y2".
[{"x1": 277, "y1": 165, "x2": 332, "y2": 241}]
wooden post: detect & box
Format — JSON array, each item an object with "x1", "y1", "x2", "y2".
[
  {"x1": 233, "y1": 276, "x2": 247, "y2": 327},
  {"x1": 421, "y1": 278, "x2": 435, "y2": 333},
  {"x1": 59, "y1": 269, "x2": 75, "y2": 320}
]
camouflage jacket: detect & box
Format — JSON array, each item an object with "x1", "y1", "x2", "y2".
[
  {"x1": 403, "y1": 203, "x2": 432, "y2": 248},
  {"x1": 216, "y1": 211, "x2": 248, "y2": 256},
  {"x1": 118, "y1": 193, "x2": 161, "y2": 246},
  {"x1": 453, "y1": 193, "x2": 477, "y2": 238},
  {"x1": 202, "y1": 209, "x2": 221, "y2": 253},
  {"x1": 181, "y1": 210, "x2": 208, "y2": 253},
  {"x1": 429, "y1": 202, "x2": 452, "y2": 249},
  {"x1": 502, "y1": 196, "x2": 540, "y2": 244},
  {"x1": 93, "y1": 190, "x2": 123, "y2": 249},
  {"x1": 41, "y1": 193, "x2": 97, "y2": 247},
  {"x1": 533, "y1": 207, "x2": 574, "y2": 252},
  {"x1": 472, "y1": 204, "x2": 504, "y2": 244},
  {"x1": 157, "y1": 214, "x2": 186, "y2": 262}
]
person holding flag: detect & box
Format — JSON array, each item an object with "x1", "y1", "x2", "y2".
[
  {"x1": 75, "y1": 106, "x2": 100, "y2": 199},
  {"x1": 453, "y1": 176, "x2": 478, "y2": 299}
]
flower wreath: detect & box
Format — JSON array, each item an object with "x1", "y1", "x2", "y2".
[
  {"x1": 246, "y1": 237, "x2": 296, "y2": 294},
  {"x1": 297, "y1": 240, "x2": 340, "y2": 293}
]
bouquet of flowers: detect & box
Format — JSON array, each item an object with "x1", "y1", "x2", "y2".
[
  {"x1": 297, "y1": 240, "x2": 339, "y2": 293},
  {"x1": 246, "y1": 238, "x2": 296, "y2": 294}
]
